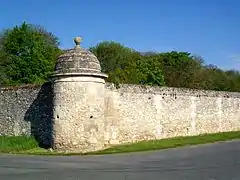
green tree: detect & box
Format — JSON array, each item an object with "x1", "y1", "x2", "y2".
[
  {"x1": 89, "y1": 41, "x2": 134, "y2": 73},
  {"x1": 90, "y1": 41, "x2": 140, "y2": 85},
  {"x1": 225, "y1": 70, "x2": 240, "y2": 91},
  {"x1": 140, "y1": 53, "x2": 165, "y2": 86},
  {"x1": 90, "y1": 41, "x2": 165, "y2": 86},
  {"x1": 158, "y1": 51, "x2": 197, "y2": 88},
  {"x1": 199, "y1": 65, "x2": 235, "y2": 91},
  {"x1": 0, "y1": 22, "x2": 62, "y2": 86}
]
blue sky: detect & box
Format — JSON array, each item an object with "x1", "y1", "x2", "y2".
[{"x1": 1, "y1": 0, "x2": 240, "y2": 70}]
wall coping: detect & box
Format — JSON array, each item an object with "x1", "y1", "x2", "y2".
[
  {"x1": 105, "y1": 83, "x2": 240, "y2": 98},
  {"x1": 1, "y1": 82, "x2": 240, "y2": 98},
  {"x1": 0, "y1": 84, "x2": 44, "y2": 92}
]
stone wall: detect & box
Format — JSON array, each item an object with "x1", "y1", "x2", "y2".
[
  {"x1": 0, "y1": 83, "x2": 240, "y2": 148},
  {"x1": 104, "y1": 84, "x2": 240, "y2": 145},
  {"x1": 0, "y1": 83, "x2": 53, "y2": 147}
]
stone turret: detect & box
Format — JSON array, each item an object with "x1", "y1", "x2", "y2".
[{"x1": 51, "y1": 37, "x2": 108, "y2": 153}]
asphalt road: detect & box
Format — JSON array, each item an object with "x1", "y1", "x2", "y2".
[{"x1": 0, "y1": 140, "x2": 240, "y2": 180}]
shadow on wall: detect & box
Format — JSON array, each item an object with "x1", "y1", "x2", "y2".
[{"x1": 24, "y1": 82, "x2": 53, "y2": 149}]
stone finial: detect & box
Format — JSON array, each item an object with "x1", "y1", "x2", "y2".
[{"x1": 74, "y1": 37, "x2": 82, "y2": 47}]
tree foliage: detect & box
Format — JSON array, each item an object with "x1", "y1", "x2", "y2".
[
  {"x1": 0, "y1": 22, "x2": 240, "y2": 92},
  {"x1": 90, "y1": 41, "x2": 240, "y2": 92},
  {"x1": 90, "y1": 41, "x2": 165, "y2": 86},
  {"x1": 0, "y1": 22, "x2": 62, "y2": 86}
]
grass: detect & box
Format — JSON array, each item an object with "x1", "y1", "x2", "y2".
[
  {"x1": 92, "y1": 131, "x2": 240, "y2": 155},
  {"x1": 0, "y1": 131, "x2": 240, "y2": 156},
  {"x1": 0, "y1": 136, "x2": 39, "y2": 153}
]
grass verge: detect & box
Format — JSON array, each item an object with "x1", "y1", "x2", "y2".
[
  {"x1": 0, "y1": 131, "x2": 240, "y2": 156},
  {"x1": 0, "y1": 136, "x2": 39, "y2": 153},
  {"x1": 92, "y1": 131, "x2": 240, "y2": 155}
]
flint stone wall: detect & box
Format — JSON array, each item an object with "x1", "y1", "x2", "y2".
[
  {"x1": 104, "y1": 84, "x2": 240, "y2": 145},
  {"x1": 0, "y1": 83, "x2": 53, "y2": 147},
  {"x1": 0, "y1": 83, "x2": 240, "y2": 147}
]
